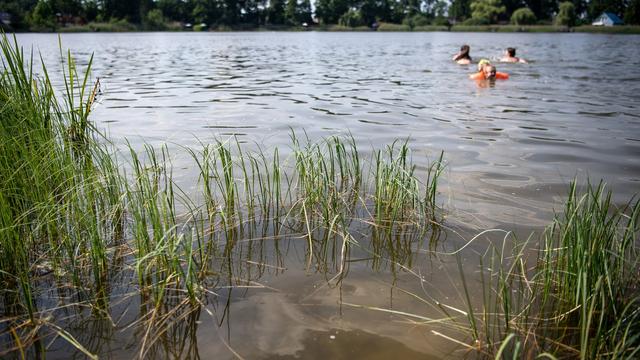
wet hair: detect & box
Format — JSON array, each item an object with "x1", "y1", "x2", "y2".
[
  {"x1": 454, "y1": 45, "x2": 471, "y2": 61},
  {"x1": 507, "y1": 47, "x2": 516, "y2": 57},
  {"x1": 477, "y1": 58, "x2": 491, "y2": 71}
]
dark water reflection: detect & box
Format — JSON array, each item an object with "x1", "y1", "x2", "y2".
[{"x1": 12, "y1": 32, "x2": 640, "y2": 358}]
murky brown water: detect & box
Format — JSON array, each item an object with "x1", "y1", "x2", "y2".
[{"x1": 12, "y1": 32, "x2": 640, "y2": 358}]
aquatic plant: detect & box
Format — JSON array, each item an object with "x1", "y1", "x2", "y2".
[
  {"x1": 349, "y1": 181, "x2": 639, "y2": 359},
  {"x1": 438, "y1": 181, "x2": 640, "y2": 358},
  {"x1": 0, "y1": 34, "x2": 123, "y2": 358},
  {"x1": 0, "y1": 34, "x2": 445, "y2": 358}
]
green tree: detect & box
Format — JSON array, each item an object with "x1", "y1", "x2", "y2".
[
  {"x1": 156, "y1": 0, "x2": 186, "y2": 21},
  {"x1": 523, "y1": 0, "x2": 557, "y2": 20},
  {"x1": 297, "y1": 0, "x2": 313, "y2": 23},
  {"x1": 433, "y1": 0, "x2": 449, "y2": 18},
  {"x1": 372, "y1": 0, "x2": 399, "y2": 22},
  {"x1": 103, "y1": 0, "x2": 141, "y2": 22},
  {"x1": 569, "y1": 0, "x2": 587, "y2": 19},
  {"x1": 406, "y1": 0, "x2": 421, "y2": 16},
  {"x1": 315, "y1": 0, "x2": 350, "y2": 24},
  {"x1": 240, "y1": 0, "x2": 264, "y2": 24},
  {"x1": 192, "y1": 0, "x2": 207, "y2": 23},
  {"x1": 194, "y1": 0, "x2": 224, "y2": 25},
  {"x1": 52, "y1": 0, "x2": 82, "y2": 15},
  {"x1": 338, "y1": 8, "x2": 363, "y2": 26},
  {"x1": 267, "y1": 0, "x2": 286, "y2": 24},
  {"x1": 10, "y1": 0, "x2": 639, "y2": 30},
  {"x1": 144, "y1": 8, "x2": 165, "y2": 29},
  {"x1": 470, "y1": 0, "x2": 506, "y2": 23},
  {"x1": 0, "y1": 0, "x2": 38, "y2": 30},
  {"x1": 285, "y1": 0, "x2": 298, "y2": 23},
  {"x1": 501, "y1": 0, "x2": 526, "y2": 17},
  {"x1": 403, "y1": 13, "x2": 430, "y2": 28},
  {"x1": 29, "y1": 0, "x2": 56, "y2": 29},
  {"x1": 221, "y1": 0, "x2": 240, "y2": 24},
  {"x1": 625, "y1": 0, "x2": 640, "y2": 24},
  {"x1": 139, "y1": 0, "x2": 153, "y2": 22},
  {"x1": 360, "y1": 0, "x2": 387, "y2": 25},
  {"x1": 81, "y1": 0, "x2": 100, "y2": 22},
  {"x1": 511, "y1": 7, "x2": 536, "y2": 24},
  {"x1": 449, "y1": 0, "x2": 472, "y2": 20},
  {"x1": 284, "y1": 0, "x2": 312, "y2": 24},
  {"x1": 555, "y1": 1, "x2": 576, "y2": 25}
]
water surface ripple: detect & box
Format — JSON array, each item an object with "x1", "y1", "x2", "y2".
[{"x1": 17, "y1": 32, "x2": 640, "y2": 226}]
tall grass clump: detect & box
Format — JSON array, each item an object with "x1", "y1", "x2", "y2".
[
  {"x1": 536, "y1": 182, "x2": 640, "y2": 358},
  {"x1": 126, "y1": 145, "x2": 204, "y2": 305},
  {"x1": 186, "y1": 133, "x2": 444, "y2": 271},
  {"x1": 373, "y1": 141, "x2": 443, "y2": 230},
  {"x1": 119, "y1": 133, "x2": 446, "y2": 356},
  {"x1": 0, "y1": 34, "x2": 124, "y2": 356},
  {"x1": 290, "y1": 133, "x2": 361, "y2": 257},
  {"x1": 443, "y1": 181, "x2": 640, "y2": 358}
]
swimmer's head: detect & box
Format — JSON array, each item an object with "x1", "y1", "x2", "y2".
[
  {"x1": 478, "y1": 59, "x2": 491, "y2": 71},
  {"x1": 507, "y1": 47, "x2": 516, "y2": 57},
  {"x1": 455, "y1": 45, "x2": 471, "y2": 61},
  {"x1": 483, "y1": 65, "x2": 497, "y2": 80}
]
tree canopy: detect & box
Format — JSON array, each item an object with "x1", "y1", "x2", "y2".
[
  {"x1": 470, "y1": 0, "x2": 506, "y2": 24},
  {"x1": 556, "y1": 1, "x2": 577, "y2": 25},
  {"x1": 511, "y1": 7, "x2": 537, "y2": 25},
  {"x1": 0, "y1": 0, "x2": 638, "y2": 31}
]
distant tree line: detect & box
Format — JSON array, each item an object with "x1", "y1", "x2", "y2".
[{"x1": 0, "y1": 0, "x2": 638, "y2": 31}]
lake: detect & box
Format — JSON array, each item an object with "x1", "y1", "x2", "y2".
[{"x1": 11, "y1": 31, "x2": 640, "y2": 358}]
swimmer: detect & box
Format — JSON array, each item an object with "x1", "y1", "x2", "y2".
[
  {"x1": 499, "y1": 47, "x2": 528, "y2": 63},
  {"x1": 469, "y1": 60, "x2": 509, "y2": 80},
  {"x1": 452, "y1": 45, "x2": 472, "y2": 65},
  {"x1": 477, "y1": 59, "x2": 491, "y2": 72}
]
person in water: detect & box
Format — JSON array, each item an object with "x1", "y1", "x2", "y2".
[
  {"x1": 470, "y1": 59, "x2": 509, "y2": 80},
  {"x1": 499, "y1": 47, "x2": 528, "y2": 63},
  {"x1": 452, "y1": 45, "x2": 472, "y2": 65}
]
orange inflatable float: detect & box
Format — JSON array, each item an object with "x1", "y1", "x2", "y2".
[
  {"x1": 469, "y1": 71, "x2": 509, "y2": 80},
  {"x1": 471, "y1": 59, "x2": 509, "y2": 81}
]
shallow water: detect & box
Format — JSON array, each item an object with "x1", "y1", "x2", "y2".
[{"x1": 11, "y1": 31, "x2": 640, "y2": 358}]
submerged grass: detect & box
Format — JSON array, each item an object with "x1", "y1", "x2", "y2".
[
  {"x1": 429, "y1": 181, "x2": 640, "y2": 358},
  {"x1": 0, "y1": 34, "x2": 444, "y2": 357},
  {"x1": 352, "y1": 182, "x2": 639, "y2": 359}
]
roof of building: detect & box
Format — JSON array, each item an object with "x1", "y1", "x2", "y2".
[{"x1": 600, "y1": 12, "x2": 624, "y2": 24}]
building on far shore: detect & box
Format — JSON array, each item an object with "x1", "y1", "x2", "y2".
[{"x1": 592, "y1": 12, "x2": 624, "y2": 26}]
